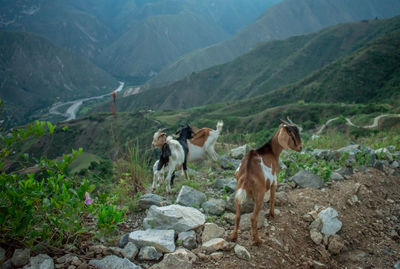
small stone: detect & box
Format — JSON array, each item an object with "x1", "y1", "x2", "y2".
[
  {"x1": 210, "y1": 252, "x2": 223, "y2": 260},
  {"x1": 310, "y1": 230, "x2": 323, "y2": 245},
  {"x1": 0, "y1": 247, "x2": 5, "y2": 264},
  {"x1": 119, "y1": 233, "x2": 130, "y2": 248},
  {"x1": 2, "y1": 259, "x2": 12, "y2": 269},
  {"x1": 139, "y1": 193, "x2": 170, "y2": 209},
  {"x1": 129, "y1": 229, "x2": 175, "y2": 253},
  {"x1": 23, "y1": 254, "x2": 54, "y2": 269},
  {"x1": 223, "y1": 213, "x2": 236, "y2": 225},
  {"x1": 274, "y1": 192, "x2": 289, "y2": 206},
  {"x1": 328, "y1": 234, "x2": 344, "y2": 255},
  {"x1": 302, "y1": 214, "x2": 313, "y2": 222},
  {"x1": 67, "y1": 265, "x2": 76, "y2": 269},
  {"x1": 202, "y1": 198, "x2": 226, "y2": 216},
  {"x1": 11, "y1": 248, "x2": 31, "y2": 267},
  {"x1": 202, "y1": 238, "x2": 230, "y2": 254},
  {"x1": 138, "y1": 246, "x2": 163, "y2": 261},
  {"x1": 149, "y1": 250, "x2": 192, "y2": 269},
  {"x1": 202, "y1": 223, "x2": 225, "y2": 243},
  {"x1": 230, "y1": 145, "x2": 247, "y2": 159},
  {"x1": 318, "y1": 207, "x2": 342, "y2": 236},
  {"x1": 234, "y1": 244, "x2": 251, "y2": 260},
  {"x1": 121, "y1": 242, "x2": 138, "y2": 260},
  {"x1": 239, "y1": 210, "x2": 265, "y2": 231},
  {"x1": 176, "y1": 186, "x2": 206, "y2": 208},
  {"x1": 89, "y1": 255, "x2": 141, "y2": 269},
  {"x1": 178, "y1": 231, "x2": 198, "y2": 250},
  {"x1": 330, "y1": 172, "x2": 344, "y2": 181},
  {"x1": 309, "y1": 218, "x2": 322, "y2": 231}
]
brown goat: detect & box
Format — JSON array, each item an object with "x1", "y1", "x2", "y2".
[{"x1": 229, "y1": 119, "x2": 302, "y2": 246}]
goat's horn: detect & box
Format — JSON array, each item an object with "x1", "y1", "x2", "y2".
[
  {"x1": 280, "y1": 119, "x2": 289, "y2": 125},
  {"x1": 286, "y1": 116, "x2": 294, "y2": 125}
]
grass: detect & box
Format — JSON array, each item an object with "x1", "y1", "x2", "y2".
[{"x1": 69, "y1": 152, "x2": 103, "y2": 174}]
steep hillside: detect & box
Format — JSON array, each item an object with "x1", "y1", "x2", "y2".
[
  {"x1": 0, "y1": 0, "x2": 113, "y2": 59},
  {"x1": 150, "y1": 0, "x2": 400, "y2": 85},
  {"x1": 0, "y1": 31, "x2": 117, "y2": 127},
  {"x1": 104, "y1": 16, "x2": 400, "y2": 112},
  {"x1": 96, "y1": 12, "x2": 229, "y2": 80}
]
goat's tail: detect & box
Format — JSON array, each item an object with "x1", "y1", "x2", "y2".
[
  {"x1": 216, "y1": 120, "x2": 224, "y2": 133},
  {"x1": 235, "y1": 188, "x2": 247, "y2": 205}
]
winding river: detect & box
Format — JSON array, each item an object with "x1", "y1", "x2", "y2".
[{"x1": 49, "y1": 82, "x2": 124, "y2": 121}]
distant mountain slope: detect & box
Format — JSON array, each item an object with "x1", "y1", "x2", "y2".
[
  {"x1": 0, "y1": 0, "x2": 113, "y2": 59},
  {"x1": 0, "y1": 31, "x2": 117, "y2": 127},
  {"x1": 107, "y1": 16, "x2": 400, "y2": 112},
  {"x1": 96, "y1": 12, "x2": 229, "y2": 79},
  {"x1": 150, "y1": 0, "x2": 400, "y2": 85}
]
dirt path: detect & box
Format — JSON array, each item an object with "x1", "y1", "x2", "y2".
[
  {"x1": 315, "y1": 114, "x2": 400, "y2": 135},
  {"x1": 193, "y1": 168, "x2": 400, "y2": 269}
]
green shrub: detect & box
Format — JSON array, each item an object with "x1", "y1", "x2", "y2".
[{"x1": 97, "y1": 205, "x2": 125, "y2": 232}]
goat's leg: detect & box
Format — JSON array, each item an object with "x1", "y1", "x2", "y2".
[
  {"x1": 183, "y1": 161, "x2": 189, "y2": 180},
  {"x1": 165, "y1": 168, "x2": 174, "y2": 193},
  {"x1": 206, "y1": 147, "x2": 218, "y2": 161},
  {"x1": 269, "y1": 183, "x2": 277, "y2": 217},
  {"x1": 251, "y1": 192, "x2": 264, "y2": 246},
  {"x1": 229, "y1": 198, "x2": 241, "y2": 242}
]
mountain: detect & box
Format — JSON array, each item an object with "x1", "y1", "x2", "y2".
[
  {"x1": 0, "y1": 31, "x2": 117, "y2": 127},
  {"x1": 0, "y1": 0, "x2": 279, "y2": 83},
  {"x1": 0, "y1": 0, "x2": 113, "y2": 59},
  {"x1": 150, "y1": 0, "x2": 400, "y2": 85},
  {"x1": 103, "y1": 15, "x2": 400, "y2": 113},
  {"x1": 95, "y1": 12, "x2": 229, "y2": 81}
]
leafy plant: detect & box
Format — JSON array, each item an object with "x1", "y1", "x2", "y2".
[{"x1": 97, "y1": 205, "x2": 125, "y2": 232}]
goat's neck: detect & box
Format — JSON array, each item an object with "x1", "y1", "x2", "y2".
[{"x1": 270, "y1": 132, "x2": 283, "y2": 160}]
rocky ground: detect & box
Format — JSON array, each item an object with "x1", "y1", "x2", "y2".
[{"x1": 2, "y1": 144, "x2": 400, "y2": 269}]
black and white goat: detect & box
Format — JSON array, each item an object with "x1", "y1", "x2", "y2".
[
  {"x1": 152, "y1": 125, "x2": 193, "y2": 192},
  {"x1": 152, "y1": 121, "x2": 223, "y2": 161}
]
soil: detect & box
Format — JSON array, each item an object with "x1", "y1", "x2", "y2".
[{"x1": 193, "y1": 168, "x2": 400, "y2": 269}]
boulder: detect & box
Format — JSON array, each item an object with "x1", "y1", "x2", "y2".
[
  {"x1": 201, "y1": 223, "x2": 225, "y2": 243},
  {"x1": 230, "y1": 145, "x2": 247, "y2": 159},
  {"x1": 335, "y1": 167, "x2": 353, "y2": 177},
  {"x1": 291, "y1": 170, "x2": 325, "y2": 189},
  {"x1": 138, "y1": 246, "x2": 162, "y2": 261},
  {"x1": 11, "y1": 248, "x2": 30, "y2": 267},
  {"x1": 176, "y1": 186, "x2": 206, "y2": 208},
  {"x1": 143, "y1": 204, "x2": 205, "y2": 232},
  {"x1": 219, "y1": 155, "x2": 241, "y2": 170},
  {"x1": 129, "y1": 229, "x2": 175, "y2": 253},
  {"x1": 214, "y1": 178, "x2": 236, "y2": 193},
  {"x1": 139, "y1": 193, "x2": 170, "y2": 209},
  {"x1": 178, "y1": 231, "x2": 197, "y2": 250},
  {"x1": 318, "y1": 207, "x2": 342, "y2": 236},
  {"x1": 374, "y1": 160, "x2": 389, "y2": 171},
  {"x1": 23, "y1": 254, "x2": 54, "y2": 269},
  {"x1": 202, "y1": 198, "x2": 226, "y2": 216},
  {"x1": 234, "y1": 244, "x2": 251, "y2": 260},
  {"x1": 89, "y1": 255, "x2": 141, "y2": 269}
]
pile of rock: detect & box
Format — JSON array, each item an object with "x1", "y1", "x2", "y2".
[{"x1": 304, "y1": 207, "x2": 345, "y2": 255}]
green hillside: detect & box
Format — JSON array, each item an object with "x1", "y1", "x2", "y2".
[
  {"x1": 102, "y1": 16, "x2": 400, "y2": 113},
  {"x1": 0, "y1": 31, "x2": 117, "y2": 128},
  {"x1": 150, "y1": 0, "x2": 400, "y2": 85}
]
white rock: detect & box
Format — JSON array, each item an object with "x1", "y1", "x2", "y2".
[
  {"x1": 202, "y1": 238, "x2": 230, "y2": 254},
  {"x1": 138, "y1": 246, "x2": 162, "y2": 261},
  {"x1": 178, "y1": 231, "x2": 197, "y2": 250},
  {"x1": 239, "y1": 210, "x2": 265, "y2": 230},
  {"x1": 23, "y1": 254, "x2": 54, "y2": 269},
  {"x1": 234, "y1": 244, "x2": 251, "y2": 260},
  {"x1": 318, "y1": 207, "x2": 342, "y2": 236},
  {"x1": 310, "y1": 230, "x2": 323, "y2": 245},
  {"x1": 129, "y1": 229, "x2": 175, "y2": 253},
  {"x1": 143, "y1": 205, "x2": 205, "y2": 232},
  {"x1": 11, "y1": 249, "x2": 30, "y2": 267},
  {"x1": 202, "y1": 223, "x2": 225, "y2": 243},
  {"x1": 89, "y1": 255, "x2": 141, "y2": 269},
  {"x1": 230, "y1": 145, "x2": 247, "y2": 159},
  {"x1": 121, "y1": 242, "x2": 138, "y2": 260}
]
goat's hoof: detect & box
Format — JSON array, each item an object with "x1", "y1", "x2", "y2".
[
  {"x1": 228, "y1": 234, "x2": 238, "y2": 242},
  {"x1": 252, "y1": 239, "x2": 263, "y2": 246}
]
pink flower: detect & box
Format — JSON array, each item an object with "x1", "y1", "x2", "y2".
[{"x1": 84, "y1": 192, "x2": 93, "y2": 205}]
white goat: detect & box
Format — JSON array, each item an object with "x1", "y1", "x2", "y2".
[{"x1": 152, "y1": 136, "x2": 185, "y2": 193}]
